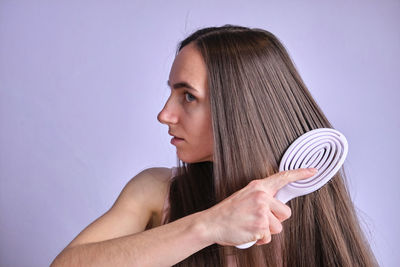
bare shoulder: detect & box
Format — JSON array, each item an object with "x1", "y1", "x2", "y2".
[
  {"x1": 64, "y1": 167, "x2": 174, "y2": 249},
  {"x1": 132, "y1": 167, "x2": 173, "y2": 191},
  {"x1": 117, "y1": 167, "x2": 173, "y2": 214},
  {"x1": 141, "y1": 167, "x2": 173, "y2": 183}
]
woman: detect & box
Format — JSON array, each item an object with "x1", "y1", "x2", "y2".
[{"x1": 51, "y1": 25, "x2": 377, "y2": 266}]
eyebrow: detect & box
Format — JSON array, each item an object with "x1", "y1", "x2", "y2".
[{"x1": 167, "y1": 80, "x2": 199, "y2": 93}]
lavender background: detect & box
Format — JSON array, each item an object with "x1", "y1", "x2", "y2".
[{"x1": 1, "y1": 1, "x2": 399, "y2": 266}]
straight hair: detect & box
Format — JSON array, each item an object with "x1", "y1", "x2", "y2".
[{"x1": 163, "y1": 25, "x2": 378, "y2": 267}]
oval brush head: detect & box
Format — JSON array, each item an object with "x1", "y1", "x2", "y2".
[
  {"x1": 275, "y1": 127, "x2": 348, "y2": 203},
  {"x1": 236, "y1": 128, "x2": 348, "y2": 249}
]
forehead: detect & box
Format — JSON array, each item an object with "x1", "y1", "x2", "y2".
[{"x1": 169, "y1": 43, "x2": 208, "y2": 93}]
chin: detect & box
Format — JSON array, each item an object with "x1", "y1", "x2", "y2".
[{"x1": 177, "y1": 151, "x2": 213, "y2": 164}]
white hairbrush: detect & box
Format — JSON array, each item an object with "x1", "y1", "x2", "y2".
[{"x1": 236, "y1": 128, "x2": 348, "y2": 249}]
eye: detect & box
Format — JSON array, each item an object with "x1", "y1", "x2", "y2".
[{"x1": 184, "y1": 91, "x2": 196, "y2": 103}]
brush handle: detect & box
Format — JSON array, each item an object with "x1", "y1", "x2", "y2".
[{"x1": 235, "y1": 240, "x2": 258, "y2": 249}]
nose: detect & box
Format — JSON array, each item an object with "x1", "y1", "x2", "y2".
[{"x1": 157, "y1": 98, "x2": 179, "y2": 125}]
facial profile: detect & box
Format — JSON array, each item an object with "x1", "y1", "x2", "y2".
[
  {"x1": 157, "y1": 25, "x2": 378, "y2": 267},
  {"x1": 157, "y1": 42, "x2": 213, "y2": 163}
]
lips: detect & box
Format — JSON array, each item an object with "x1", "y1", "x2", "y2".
[{"x1": 168, "y1": 131, "x2": 184, "y2": 140}]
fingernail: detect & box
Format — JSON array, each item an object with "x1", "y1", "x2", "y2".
[{"x1": 308, "y1": 168, "x2": 318, "y2": 173}]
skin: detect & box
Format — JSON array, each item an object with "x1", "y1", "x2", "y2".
[
  {"x1": 156, "y1": 41, "x2": 318, "y2": 247},
  {"x1": 157, "y1": 43, "x2": 313, "y2": 249},
  {"x1": 157, "y1": 42, "x2": 213, "y2": 163},
  {"x1": 50, "y1": 42, "x2": 320, "y2": 267}
]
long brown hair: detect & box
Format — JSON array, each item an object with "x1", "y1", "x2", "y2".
[{"x1": 163, "y1": 25, "x2": 377, "y2": 267}]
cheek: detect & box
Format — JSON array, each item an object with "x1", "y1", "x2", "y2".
[
  {"x1": 194, "y1": 116, "x2": 213, "y2": 146},
  {"x1": 184, "y1": 106, "x2": 212, "y2": 146}
]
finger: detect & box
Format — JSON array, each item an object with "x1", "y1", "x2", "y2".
[
  {"x1": 255, "y1": 213, "x2": 283, "y2": 246},
  {"x1": 270, "y1": 198, "x2": 292, "y2": 222},
  {"x1": 264, "y1": 168, "x2": 318, "y2": 195},
  {"x1": 255, "y1": 231, "x2": 271, "y2": 245},
  {"x1": 268, "y1": 212, "x2": 283, "y2": 234}
]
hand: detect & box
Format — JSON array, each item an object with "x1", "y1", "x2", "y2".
[{"x1": 199, "y1": 168, "x2": 318, "y2": 246}]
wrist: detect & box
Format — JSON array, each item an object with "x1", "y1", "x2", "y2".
[{"x1": 190, "y1": 210, "x2": 215, "y2": 247}]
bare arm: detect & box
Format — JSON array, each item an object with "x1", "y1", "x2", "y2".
[
  {"x1": 51, "y1": 167, "x2": 317, "y2": 266},
  {"x1": 51, "y1": 167, "x2": 213, "y2": 267},
  {"x1": 51, "y1": 210, "x2": 211, "y2": 267}
]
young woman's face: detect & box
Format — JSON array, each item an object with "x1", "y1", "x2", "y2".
[{"x1": 157, "y1": 42, "x2": 213, "y2": 163}]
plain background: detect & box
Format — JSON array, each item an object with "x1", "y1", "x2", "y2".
[{"x1": 1, "y1": 1, "x2": 399, "y2": 266}]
